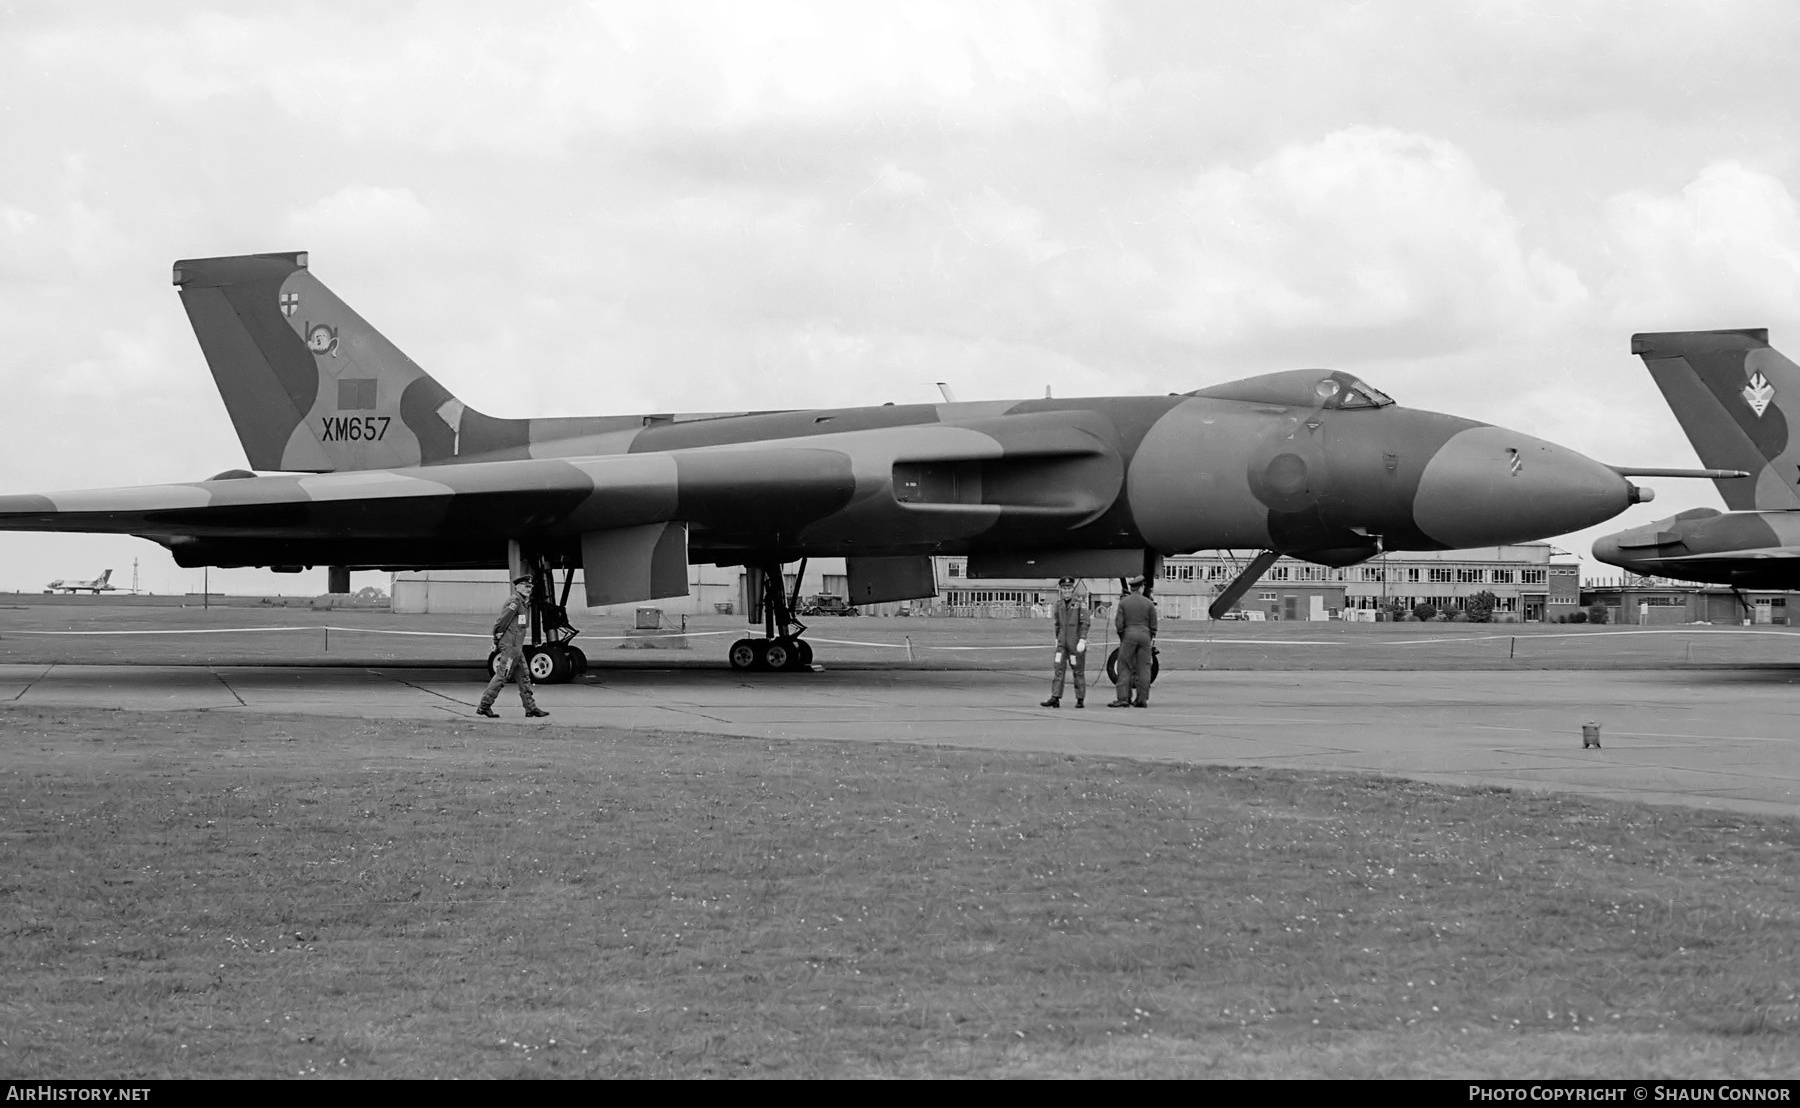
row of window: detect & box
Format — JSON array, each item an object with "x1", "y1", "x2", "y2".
[
  {"x1": 1364, "y1": 595, "x2": 1522, "y2": 612},
  {"x1": 1156, "y1": 563, "x2": 1551, "y2": 585},
  {"x1": 944, "y1": 590, "x2": 1045, "y2": 605},
  {"x1": 947, "y1": 561, "x2": 1549, "y2": 586},
  {"x1": 1344, "y1": 592, "x2": 1570, "y2": 610}
]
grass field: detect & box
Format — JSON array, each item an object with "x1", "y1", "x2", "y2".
[{"x1": 2, "y1": 706, "x2": 1797, "y2": 1078}]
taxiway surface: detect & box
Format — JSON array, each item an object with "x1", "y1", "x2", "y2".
[{"x1": 3, "y1": 661, "x2": 1795, "y2": 817}]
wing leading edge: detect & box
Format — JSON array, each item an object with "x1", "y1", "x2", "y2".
[{"x1": 0, "y1": 416, "x2": 1127, "y2": 586}]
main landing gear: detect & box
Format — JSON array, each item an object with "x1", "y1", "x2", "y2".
[
  {"x1": 1104, "y1": 646, "x2": 1160, "y2": 686},
  {"x1": 487, "y1": 560, "x2": 588, "y2": 684},
  {"x1": 1106, "y1": 565, "x2": 1168, "y2": 686},
  {"x1": 728, "y1": 559, "x2": 815, "y2": 672}
]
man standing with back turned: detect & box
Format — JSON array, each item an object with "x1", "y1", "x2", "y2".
[
  {"x1": 1041, "y1": 576, "x2": 1090, "y2": 708},
  {"x1": 1108, "y1": 575, "x2": 1157, "y2": 709},
  {"x1": 478, "y1": 575, "x2": 549, "y2": 719}
]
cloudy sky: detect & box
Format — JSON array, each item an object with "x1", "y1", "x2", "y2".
[{"x1": 3, "y1": 0, "x2": 1799, "y2": 596}]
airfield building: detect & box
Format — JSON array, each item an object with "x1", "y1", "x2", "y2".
[
  {"x1": 919, "y1": 543, "x2": 1575, "y2": 622},
  {"x1": 1581, "y1": 576, "x2": 1794, "y2": 626},
  {"x1": 393, "y1": 562, "x2": 885, "y2": 618},
  {"x1": 393, "y1": 544, "x2": 1581, "y2": 622}
]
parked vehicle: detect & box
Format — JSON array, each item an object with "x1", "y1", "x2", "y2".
[{"x1": 800, "y1": 594, "x2": 860, "y2": 616}]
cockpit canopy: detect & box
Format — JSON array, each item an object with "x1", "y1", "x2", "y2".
[{"x1": 1187, "y1": 369, "x2": 1395, "y2": 411}]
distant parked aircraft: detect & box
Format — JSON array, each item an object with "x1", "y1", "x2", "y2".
[
  {"x1": 1592, "y1": 329, "x2": 1796, "y2": 588},
  {"x1": 45, "y1": 568, "x2": 118, "y2": 595}
]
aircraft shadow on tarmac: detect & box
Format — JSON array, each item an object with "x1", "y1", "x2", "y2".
[{"x1": 1660, "y1": 663, "x2": 1800, "y2": 685}]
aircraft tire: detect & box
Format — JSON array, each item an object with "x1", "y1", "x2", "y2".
[
  {"x1": 528, "y1": 645, "x2": 574, "y2": 684},
  {"x1": 565, "y1": 646, "x2": 588, "y2": 675},
  {"x1": 1104, "y1": 646, "x2": 1160, "y2": 686},
  {"x1": 487, "y1": 648, "x2": 503, "y2": 679},
  {"x1": 728, "y1": 638, "x2": 762, "y2": 671},
  {"x1": 770, "y1": 637, "x2": 811, "y2": 671},
  {"x1": 548, "y1": 645, "x2": 575, "y2": 683},
  {"x1": 764, "y1": 639, "x2": 798, "y2": 671}
]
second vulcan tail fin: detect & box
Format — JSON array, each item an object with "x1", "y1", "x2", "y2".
[
  {"x1": 172, "y1": 252, "x2": 526, "y2": 472},
  {"x1": 1632, "y1": 328, "x2": 1800, "y2": 511}
]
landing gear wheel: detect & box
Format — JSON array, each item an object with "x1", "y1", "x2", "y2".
[
  {"x1": 765, "y1": 638, "x2": 808, "y2": 672},
  {"x1": 728, "y1": 638, "x2": 762, "y2": 672},
  {"x1": 1104, "y1": 647, "x2": 1161, "y2": 686},
  {"x1": 487, "y1": 648, "x2": 504, "y2": 679},
  {"x1": 528, "y1": 644, "x2": 573, "y2": 684},
  {"x1": 565, "y1": 645, "x2": 587, "y2": 676}
]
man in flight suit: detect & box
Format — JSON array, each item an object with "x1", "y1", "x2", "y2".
[
  {"x1": 1107, "y1": 575, "x2": 1158, "y2": 708},
  {"x1": 1036, "y1": 575, "x2": 1087, "y2": 705},
  {"x1": 478, "y1": 575, "x2": 549, "y2": 719},
  {"x1": 1041, "y1": 576, "x2": 1090, "y2": 708}
]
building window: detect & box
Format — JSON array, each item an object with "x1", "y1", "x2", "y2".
[
  {"x1": 1521, "y1": 569, "x2": 1545, "y2": 584},
  {"x1": 1429, "y1": 567, "x2": 1453, "y2": 583},
  {"x1": 1457, "y1": 567, "x2": 1485, "y2": 583},
  {"x1": 1491, "y1": 569, "x2": 1514, "y2": 584}
]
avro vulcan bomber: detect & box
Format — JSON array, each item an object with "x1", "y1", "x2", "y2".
[
  {"x1": 1593, "y1": 328, "x2": 1800, "y2": 590},
  {"x1": 1, "y1": 253, "x2": 1663, "y2": 678}
]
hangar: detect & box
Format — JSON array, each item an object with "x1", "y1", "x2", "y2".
[{"x1": 1582, "y1": 576, "x2": 1797, "y2": 626}]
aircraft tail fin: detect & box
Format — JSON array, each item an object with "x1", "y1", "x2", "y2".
[
  {"x1": 172, "y1": 253, "x2": 524, "y2": 471},
  {"x1": 1632, "y1": 328, "x2": 1800, "y2": 511},
  {"x1": 97, "y1": 569, "x2": 111, "y2": 586}
]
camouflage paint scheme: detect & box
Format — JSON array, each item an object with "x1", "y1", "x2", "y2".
[
  {"x1": 1592, "y1": 329, "x2": 1800, "y2": 588},
  {"x1": 0, "y1": 253, "x2": 1639, "y2": 608}
]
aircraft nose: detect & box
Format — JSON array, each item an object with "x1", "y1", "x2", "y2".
[
  {"x1": 1590, "y1": 531, "x2": 1625, "y2": 567},
  {"x1": 1590, "y1": 520, "x2": 1665, "y2": 573},
  {"x1": 1412, "y1": 425, "x2": 1633, "y2": 548}
]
